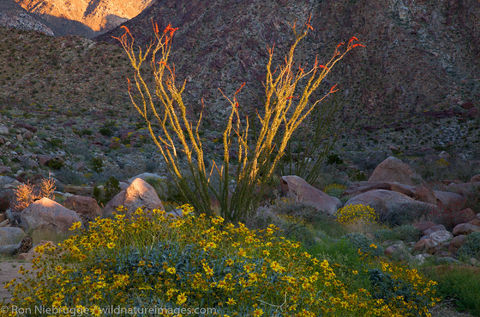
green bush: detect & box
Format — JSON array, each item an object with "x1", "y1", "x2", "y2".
[
  {"x1": 374, "y1": 225, "x2": 421, "y2": 243},
  {"x1": 345, "y1": 233, "x2": 384, "y2": 257},
  {"x1": 423, "y1": 265, "x2": 480, "y2": 316},
  {"x1": 45, "y1": 157, "x2": 64, "y2": 170},
  {"x1": 92, "y1": 177, "x2": 120, "y2": 206},
  {"x1": 99, "y1": 126, "x2": 113, "y2": 137},
  {"x1": 457, "y1": 232, "x2": 480, "y2": 261},
  {"x1": 323, "y1": 183, "x2": 347, "y2": 199},
  {"x1": 90, "y1": 157, "x2": 103, "y2": 173}
]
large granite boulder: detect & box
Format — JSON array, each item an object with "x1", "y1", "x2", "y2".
[
  {"x1": 0, "y1": 227, "x2": 25, "y2": 255},
  {"x1": 368, "y1": 156, "x2": 422, "y2": 185},
  {"x1": 63, "y1": 195, "x2": 102, "y2": 221},
  {"x1": 345, "y1": 181, "x2": 437, "y2": 204},
  {"x1": 433, "y1": 190, "x2": 466, "y2": 212},
  {"x1": 452, "y1": 223, "x2": 480, "y2": 236},
  {"x1": 103, "y1": 178, "x2": 164, "y2": 216},
  {"x1": 0, "y1": 176, "x2": 22, "y2": 212},
  {"x1": 20, "y1": 197, "x2": 81, "y2": 234},
  {"x1": 414, "y1": 229, "x2": 453, "y2": 254},
  {"x1": 281, "y1": 175, "x2": 342, "y2": 215},
  {"x1": 344, "y1": 189, "x2": 436, "y2": 225}
]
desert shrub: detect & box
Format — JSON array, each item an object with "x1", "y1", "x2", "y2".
[
  {"x1": 13, "y1": 178, "x2": 56, "y2": 211},
  {"x1": 90, "y1": 157, "x2": 104, "y2": 173},
  {"x1": 145, "y1": 176, "x2": 183, "y2": 204},
  {"x1": 423, "y1": 265, "x2": 480, "y2": 316},
  {"x1": 93, "y1": 177, "x2": 121, "y2": 207},
  {"x1": 104, "y1": 177, "x2": 120, "y2": 201},
  {"x1": 47, "y1": 138, "x2": 63, "y2": 148},
  {"x1": 92, "y1": 186, "x2": 102, "y2": 205},
  {"x1": 380, "y1": 205, "x2": 430, "y2": 227},
  {"x1": 45, "y1": 157, "x2": 64, "y2": 170},
  {"x1": 323, "y1": 183, "x2": 346, "y2": 198},
  {"x1": 99, "y1": 126, "x2": 113, "y2": 137},
  {"x1": 374, "y1": 225, "x2": 421, "y2": 243},
  {"x1": 349, "y1": 169, "x2": 368, "y2": 181},
  {"x1": 116, "y1": 21, "x2": 364, "y2": 221},
  {"x1": 327, "y1": 153, "x2": 344, "y2": 165},
  {"x1": 344, "y1": 233, "x2": 384, "y2": 257},
  {"x1": 368, "y1": 265, "x2": 435, "y2": 313},
  {"x1": 335, "y1": 204, "x2": 377, "y2": 225},
  {"x1": 5, "y1": 206, "x2": 437, "y2": 316},
  {"x1": 457, "y1": 232, "x2": 480, "y2": 261}
]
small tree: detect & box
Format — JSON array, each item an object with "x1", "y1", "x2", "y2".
[{"x1": 116, "y1": 19, "x2": 364, "y2": 221}]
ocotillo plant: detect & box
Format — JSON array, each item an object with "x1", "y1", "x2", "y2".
[{"x1": 115, "y1": 19, "x2": 364, "y2": 221}]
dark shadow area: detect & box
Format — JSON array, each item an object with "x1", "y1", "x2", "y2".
[{"x1": 33, "y1": 13, "x2": 97, "y2": 38}]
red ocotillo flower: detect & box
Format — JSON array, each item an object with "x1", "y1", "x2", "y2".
[
  {"x1": 235, "y1": 82, "x2": 246, "y2": 96},
  {"x1": 305, "y1": 14, "x2": 314, "y2": 31},
  {"x1": 164, "y1": 24, "x2": 178, "y2": 37}
]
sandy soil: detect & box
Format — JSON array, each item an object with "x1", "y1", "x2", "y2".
[{"x1": 0, "y1": 259, "x2": 32, "y2": 302}]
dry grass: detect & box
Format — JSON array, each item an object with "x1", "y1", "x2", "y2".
[{"x1": 12, "y1": 178, "x2": 56, "y2": 211}]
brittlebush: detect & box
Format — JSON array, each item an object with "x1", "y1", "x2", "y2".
[
  {"x1": 114, "y1": 19, "x2": 364, "y2": 221},
  {"x1": 5, "y1": 206, "x2": 438, "y2": 316}
]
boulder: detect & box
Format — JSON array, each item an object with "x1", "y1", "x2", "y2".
[
  {"x1": 414, "y1": 229, "x2": 452, "y2": 254},
  {"x1": 412, "y1": 253, "x2": 432, "y2": 265},
  {"x1": 103, "y1": 178, "x2": 164, "y2": 216},
  {"x1": 448, "y1": 235, "x2": 467, "y2": 254},
  {"x1": 433, "y1": 190, "x2": 466, "y2": 212},
  {"x1": 0, "y1": 176, "x2": 21, "y2": 189},
  {"x1": 446, "y1": 182, "x2": 480, "y2": 199},
  {"x1": 469, "y1": 217, "x2": 480, "y2": 226},
  {"x1": 0, "y1": 176, "x2": 22, "y2": 212},
  {"x1": 452, "y1": 223, "x2": 480, "y2": 236},
  {"x1": 448, "y1": 208, "x2": 477, "y2": 227},
  {"x1": 428, "y1": 230, "x2": 453, "y2": 246},
  {"x1": 281, "y1": 175, "x2": 342, "y2": 215},
  {"x1": 63, "y1": 195, "x2": 102, "y2": 221},
  {"x1": 412, "y1": 221, "x2": 437, "y2": 232},
  {"x1": 344, "y1": 189, "x2": 436, "y2": 225},
  {"x1": 20, "y1": 197, "x2": 81, "y2": 234},
  {"x1": 423, "y1": 224, "x2": 446, "y2": 236},
  {"x1": 368, "y1": 156, "x2": 422, "y2": 185},
  {"x1": 470, "y1": 174, "x2": 480, "y2": 183},
  {"x1": 0, "y1": 227, "x2": 26, "y2": 255},
  {"x1": 0, "y1": 125, "x2": 8, "y2": 135},
  {"x1": 345, "y1": 182, "x2": 437, "y2": 204}
]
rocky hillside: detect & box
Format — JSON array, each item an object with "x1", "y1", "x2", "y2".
[
  {"x1": 98, "y1": 0, "x2": 480, "y2": 127},
  {"x1": 0, "y1": 0, "x2": 53, "y2": 35},
  {"x1": 14, "y1": 0, "x2": 154, "y2": 37}
]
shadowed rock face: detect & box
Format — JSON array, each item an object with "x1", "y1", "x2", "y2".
[
  {"x1": 0, "y1": 1, "x2": 53, "y2": 35},
  {"x1": 14, "y1": 0, "x2": 155, "y2": 37},
  {"x1": 97, "y1": 0, "x2": 480, "y2": 126}
]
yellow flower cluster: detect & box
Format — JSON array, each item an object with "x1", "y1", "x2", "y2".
[
  {"x1": 335, "y1": 204, "x2": 378, "y2": 224},
  {"x1": 4, "y1": 205, "x2": 436, "y2": 316}
]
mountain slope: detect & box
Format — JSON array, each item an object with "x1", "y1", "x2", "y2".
[
  {"x1": 97, "y1": 0, "x2": 480, "y2": 126},
  {"x1": 14, "y1": 0, "x2": 154, "y2": 37},
  {"x1": 0, "y1": 1, "x2": 53, "y2": 35}
]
